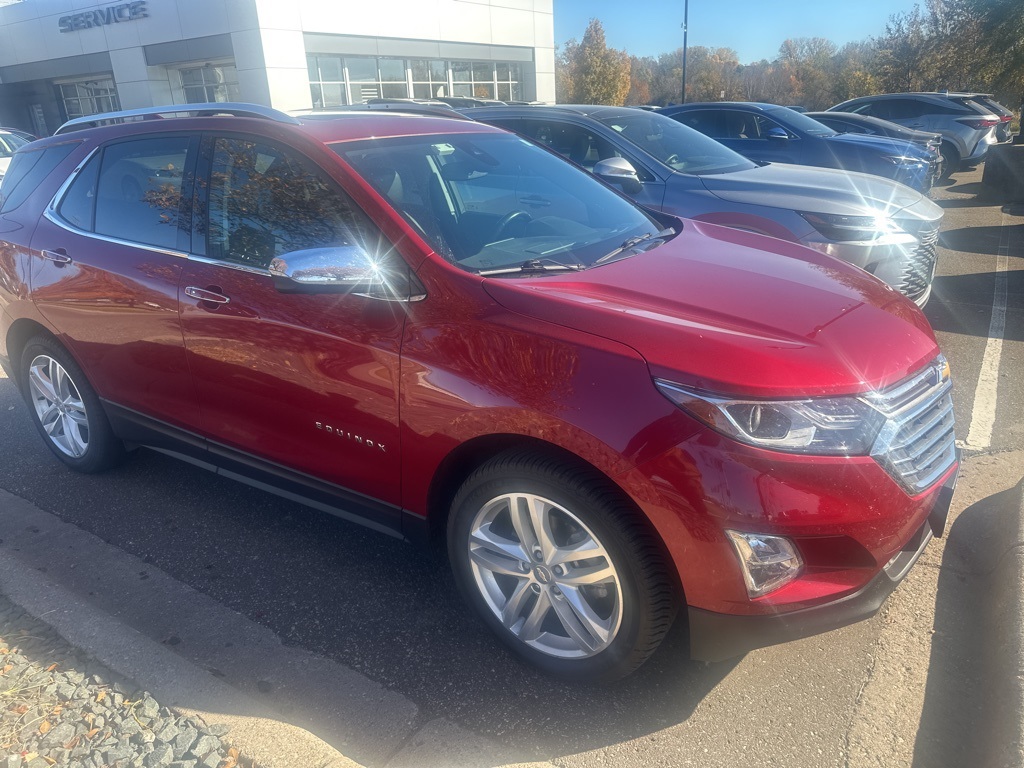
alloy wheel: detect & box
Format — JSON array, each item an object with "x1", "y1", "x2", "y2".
[
  {"x1": 28, "y1": 354, "x2": 90, "y2": 458},
  {"x1": 467, "y1": 492, "x2": 623, "y2": 659}
]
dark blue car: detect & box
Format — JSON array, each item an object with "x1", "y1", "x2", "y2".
[{"x1": 659, "y1": 102, "x2": 937, "y2": 192}]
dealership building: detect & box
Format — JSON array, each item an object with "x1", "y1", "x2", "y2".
[{"x1": 0, "y1": 0, "x2": 555, "y2": 136}]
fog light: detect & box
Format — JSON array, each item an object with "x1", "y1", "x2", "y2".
[{"x1": 725, "y1": 531, "x2": 803, "y2": 597}]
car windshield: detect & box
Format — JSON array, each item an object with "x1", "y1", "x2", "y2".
[
  {"x1": 596, "y1": 112, "x2": 756, "y2": 175},
  {"x1": 332, "y1": 132, "x2": 669, "y2": 274},
  {"x1": 768, "y1": 108, "x2": 838, "y2": 137}
]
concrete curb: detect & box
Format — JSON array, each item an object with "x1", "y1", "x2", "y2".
[
  {"x1": 987, "y1": 478, "x2": 1024, "y2": 768},
  {"x1": 0, "y1": 528, "x2": 363, "y2": 768},
  {"x1": 0, "y1": 488, "x2": 559, "y2": 768}
]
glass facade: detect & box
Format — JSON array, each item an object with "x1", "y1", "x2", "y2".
[
  {"x1": 180, "y1": 64, "x2": 240, "y2": 103},
  {"x1": 307, "y1": 55, "x2": 522, "y2": 107},
  {"x1": 57, "y1": 78, "x2": 120, "y2": 120}
]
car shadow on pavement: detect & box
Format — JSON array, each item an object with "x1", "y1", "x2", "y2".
[
  {"x1": 939, "y1": 223, "x2": 1024, "y2": 256},
  {"x1": 925, "y1": 270, "x2": 1024, "y2": 342},
  {"x1": 913, "y1": 481, "x2": 1024, "y2": 768}
]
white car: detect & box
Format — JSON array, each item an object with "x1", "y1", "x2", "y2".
[{"x1": 0, "y1": 129, "x2": 33, "y2": 179}]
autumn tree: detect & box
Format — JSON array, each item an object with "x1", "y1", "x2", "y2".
[{"x1": 557, "y1": 19, "x2": 632, "y2": 105}]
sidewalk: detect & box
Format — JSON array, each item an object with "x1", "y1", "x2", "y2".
[{"x1": 0, "y1": 489, "x2": 552, "y2": 768}]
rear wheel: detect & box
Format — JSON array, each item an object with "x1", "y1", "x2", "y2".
[
  {"x1": 448, "y1": 450, "x2": 676, "y2": 681},
  {"x1": 20, "y1": 337, "x2": 125, "y2": 473}
]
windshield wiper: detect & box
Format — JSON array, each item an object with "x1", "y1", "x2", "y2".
[
  {"x1": 592, "y1": 227, "x2": 676, "y2": 266},
  {"x1": 478, "y1": 258, "x2": 586, "y2": 276}
]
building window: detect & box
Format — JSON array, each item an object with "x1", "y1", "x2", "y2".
[
  {"x1": 450, "y1": 61, "x2": 520, "y2": 101},
  {"x1": 411, "y1": 59, "x2": 448, "y2": 100},
  {"x1": 307, "y1": 54, "x2": 522, "y2": 106},
  {"x1": 57, "y1": 78, "x2": 120, "y2": 120},
  {"x1": 180, "y1": 64, "x2": 239, "y2": 103}
]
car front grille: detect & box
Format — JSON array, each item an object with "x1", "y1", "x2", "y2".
[
  {"x1": 896, "y1": 223, "x2": 939, "y2": 301},
  {"x1": 869, "y1": 356, "x2": 956, "y2": 493}
]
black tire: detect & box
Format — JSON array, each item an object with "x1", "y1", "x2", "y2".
[
  {"x1": 20, "y1": 337, "x2": 125, "y2": 473},
  {"x1": 447, "y1": 449, "x2": 676, "y2": 682},
  {"x1": 939, "y1": 143, "x2": 959, "y2": 180}
]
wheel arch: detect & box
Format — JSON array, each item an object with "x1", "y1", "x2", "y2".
[
  {"x1": 939, "y1": 139, "x2": 961, "y2": 171},
  {"x1": 5, "y1": 318, "x2": 62, "y2": 391},
  {"x1": 422, "y1": 433, "x2": 685, "y2": 601}
]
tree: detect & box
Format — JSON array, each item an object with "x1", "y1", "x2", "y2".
[{"x1": 556, "y1": 19, "x2": 632, "y2": 105}]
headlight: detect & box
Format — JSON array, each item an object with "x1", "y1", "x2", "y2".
[
  {"x1": 654, "y1": 380, "x2": 886, "y2": 455},
  {"x1": 797, "y1": 211, "x2": 906, "y2": 242}
]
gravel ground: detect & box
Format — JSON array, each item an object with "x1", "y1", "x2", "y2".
[{"x1": 0, "y1": 594, "x2": 250, "y2": 768}]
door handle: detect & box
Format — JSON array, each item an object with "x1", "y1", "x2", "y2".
[
  {"x1": 41, "y1": 249, "x2": 72, "y2": 265},
  {"x1": 184, "y1": 286, "x2": 230, "y2": 304}
]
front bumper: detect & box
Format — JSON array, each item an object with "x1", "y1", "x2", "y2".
[
  {"x1": 688, "y1": 464, "x2": 957, "y2": 661},
  {"x1": 809, "y1": 231, "x2": 937, "y2": 307}
]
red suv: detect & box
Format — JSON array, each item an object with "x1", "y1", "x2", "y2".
[{"x1": 0, "y1": 104, "x2": 958, "y2": 681}]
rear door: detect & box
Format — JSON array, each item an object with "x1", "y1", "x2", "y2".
[
  {"x1": 179, "y1": 131, "x2": 405, "y2": 510},
  {"x1": 28, "y1": 133, "x2": 204, "y2": 433}
]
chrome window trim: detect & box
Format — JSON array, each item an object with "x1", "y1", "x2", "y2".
[
  {"x1": 45, "y1": 146, "x2": 99, "y2": 220},
  {"x1": 45, "y1": 145, "x2": 190, "y2": 260},
  {"x1": 43, "y1": 210, "x2": 189, "y2": 261},
  {"x1": 185, "y1": 253, "x2": 271, "y2": 277}
]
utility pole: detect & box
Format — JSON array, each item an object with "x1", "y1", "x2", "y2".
[{"x1": 681, "y1": 0, "x2": 689, "y2": 103}]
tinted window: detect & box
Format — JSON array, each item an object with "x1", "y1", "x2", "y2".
[
  {"x1": 821, "y1": 117, "x2": 869, "y2": 134},
  {"x1": 92, "y1": 137, "x2": 190, "y2": 249},
  {"x1": 57, "y1": 153, "x2": 100, "y2": 231},
  {"x1": 598, "y1": 112, "x2": 755, "y2": 174},
  {"x1": 512, "y1": 118, "x2": 652, "y2": 178},
  {"x1": 0, "y1": 143, "x2": 77, "y2": 213},
  {"x1": 765, "y1": 108, "x2": 836, "y2": 136},
  {"x1": 206, "y1": 137, "x2": 369, "y2": 270},
  {"x1": 672, "y1": 110, "x2": 723, "y2": 138}
]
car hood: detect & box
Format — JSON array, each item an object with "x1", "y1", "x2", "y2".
[
  {"x1": 482, "y1": 220, "x2": 938, "y2": 398},
  {"x1": 823, "y1": 132, "x2": 932, "y2": 158},
  {"x1": 698, "y1": 162, "x2": 927, "y2": 217}
]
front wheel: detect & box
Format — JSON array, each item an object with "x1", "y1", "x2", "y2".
[
  {"x1": 21, "y1": 337, "x2": 125, "y2": 473},
  {"x1": 448, "y1": 450, "x2": 676, "y2": 681}
]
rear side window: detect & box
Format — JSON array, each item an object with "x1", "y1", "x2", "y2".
[
  {"x1": 673, "y1": 110, "x2": 723, "y2": 138},
  {"x1": 57, "y1": 136, "x2": 191, "y2": 250},
  {"x1": 0, "y1": 143, "x2": 78, "y2": 213}
]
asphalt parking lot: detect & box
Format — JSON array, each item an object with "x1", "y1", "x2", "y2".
[{"x1": 1, "y1": 164, "x2": 1022, "y2": 768}]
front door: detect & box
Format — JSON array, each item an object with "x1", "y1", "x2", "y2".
[{"x1": 179, "y1": 133, "x2": 405, "y2": 508}]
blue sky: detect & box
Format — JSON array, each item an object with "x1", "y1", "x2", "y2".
[{"x1": 553, "y1": 0, "x2": 922, "y2": 63}]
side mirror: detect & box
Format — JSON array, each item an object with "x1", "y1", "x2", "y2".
[
  {"x1": 269, "y1": 246, "x2": 424, "y2": 302},
  {"x1": 593, "y1": 157, "x2": 643, "y2": 194},
  {"x1": 765, "y1": 127, "x2": 790, "y2": 141}
]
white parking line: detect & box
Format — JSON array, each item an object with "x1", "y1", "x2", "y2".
[{"x1": 961, "y1": 211, "x2": 1010, "y2": 450}]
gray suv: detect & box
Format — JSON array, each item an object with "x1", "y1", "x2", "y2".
[
  {"x1": 466, "y1": 104, "x2": 943, "y2": 305},
  {"x1": 828, "y1": 93, "x2": 1001, "y2": 176}
]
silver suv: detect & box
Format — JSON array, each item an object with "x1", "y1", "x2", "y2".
[{"x1": 828, "y1": 92, "x2": 1000, "y2": 177}]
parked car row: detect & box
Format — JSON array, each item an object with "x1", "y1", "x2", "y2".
[
  {"x1": 0, "y1": 102, "x2": 959, "y2": 682},
  {"x1": 826, "y1": 91, "x2": 1008, "y2": 176},
  {"x1": 461, "y1": 104, "x2": 943, "y2": 306}
]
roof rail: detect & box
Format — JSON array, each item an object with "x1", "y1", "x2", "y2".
[
  {"x1": 54, "y1": 102, "x2": 301, "y2": 135},
  {"x1": 293, "y1": 103, "x2": 475, "y2": 122}
]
